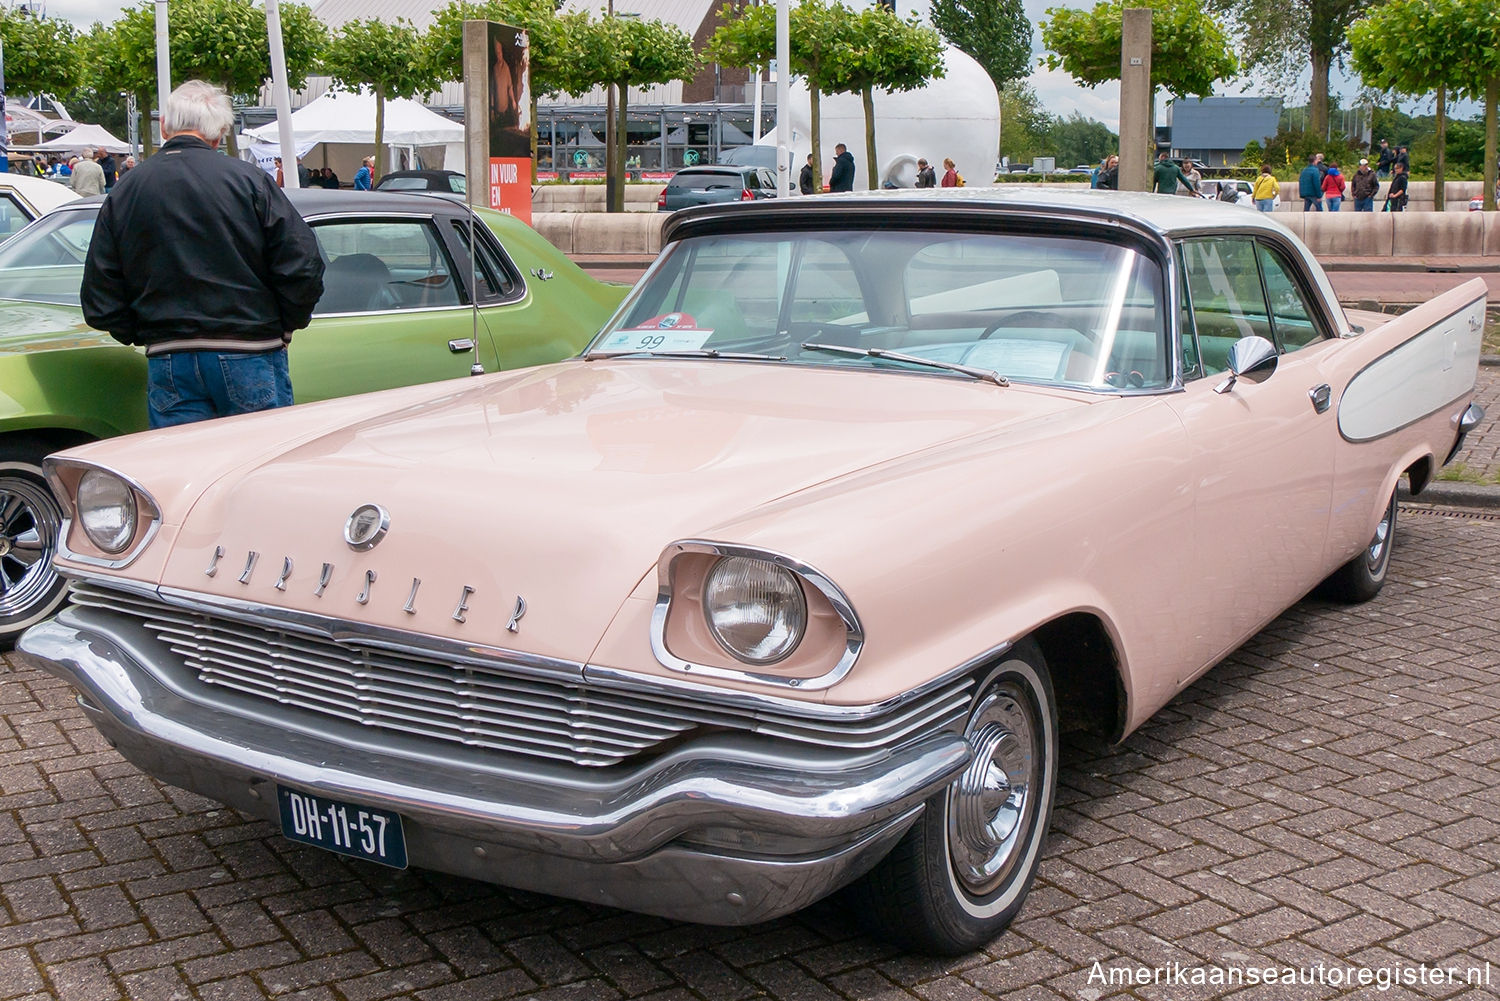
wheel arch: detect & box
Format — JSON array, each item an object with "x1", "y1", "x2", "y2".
[
  {"x1": 1027, "y1": 612, "x2": 1128, "y2": 744},
  {"x1": 1, "y1": 426, "x2": 99, "y2": 461}
]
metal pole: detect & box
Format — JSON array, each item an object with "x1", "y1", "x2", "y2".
[
  {"x1": 154, "y1": 0, "x2": 171, "y2": 146},
  {"x1": 265, "y1": 0, "x2": 298, "y2": 187},
  {"x1": 1, "y1": 40, "x2": 10, "y2": 175},
  {"x1": 604, "y1": 0, "x2": 618, "y2": 211},
  {"x1": 775, "y1": 0, "x2": 789, "y2": 195}
]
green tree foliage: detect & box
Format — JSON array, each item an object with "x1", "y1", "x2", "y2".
[
  {"x1": 999, "y1": 83, "x2": 1053, "y2": 166},
  {"x1": 570, "y1": 14, "x2": 697, "y2": 209},
  {"x1": 1040, "y1": 0, "x2": 1238, "y2": 99},
  {"x1": 928, "y1": 0, "x2": 1031, "y2": 92},
  {"x1": 85, "y1": 18, "x2": 157, "y2": 153},
  {"x1": 322, "y1": 18, "x2": 441, "y2": 184},
  {"x1": 1205, "y1": 0, "x2": 1375, "y2": 139},
  {"x1": 1349, "y1": 0, "x2": 1466, "y2": 207},
  {"x1": 0, "y1": 9, "x2": 80, "y2": 98},
  {"x1": 708, "y1": 0, "x2": 850, "y2": 192},
  {"x1": 824, "y1": 5, "x2": 944, "y2": 189},
  {"x1": 1048, "y1": 112, "x2": 1116, "y2": 169}
]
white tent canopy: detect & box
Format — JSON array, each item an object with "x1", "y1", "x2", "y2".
[
  {"x1": 24, "y1": 123, "x2": 131, "y2": 155},
  {"x1": 246, "y1": 90, "x2": 465, "y2": 174}
]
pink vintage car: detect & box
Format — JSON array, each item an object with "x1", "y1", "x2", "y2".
[{"x1": 17, "y1": 189, "x2": 1486, "y2": 954}]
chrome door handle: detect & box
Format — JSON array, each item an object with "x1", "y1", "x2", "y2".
[
  {"x1": 1309, "y1": 384, "x2": 1332, "y2": 414},
  {"x1": 448, "y1": 338, "x2": 475, "y2": 353}
]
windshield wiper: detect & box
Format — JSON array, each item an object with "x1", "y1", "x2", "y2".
[
  {"x1": 587, "y1": 348, "x2": 787, "y2": 362},
  {"x1": 800, "y1": 342, "x2": 1009, "y2": 386}
]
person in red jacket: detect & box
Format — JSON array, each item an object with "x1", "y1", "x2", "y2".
[
  {"x1": 1322, "y1": 162, "x2": 1347, "y2": 211},
  {"x1": 940, "y1": 157, "x2": 959, "y2": 187}
]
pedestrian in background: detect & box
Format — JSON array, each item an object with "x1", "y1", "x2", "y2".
[
  {"x1": 941, "y1": 157, "x2": 959, "y2": 187},
  {"x1": 1375, "y1": 139, "x2": 1394, "y2": 179},
  {"x1": 1097, "y1": 154, "x2": 1119, "y2": 190},
  {"x1": 297, "y1": 157, "x2": 312, "y2": 188},
  {"x1": 1298, "y1": 154, "x2": 1324, "y2": 211},
  {"x1": 800, "y1": 153, "x2": 815, "y2": 194},
  {"x1": 1151, "y1": 152, "x2": 1198, "y2": 195},
  {"x1": 70, "y1": 148, "x2": 105, "y2": 196},
  {"x1": 1322, "y1": 161, "x2": 1346, "y2": 211},
  {"x1": 1350, "y1": 158, "x2": 1379, "y2": 211},
  {"x1": 1395, "y1": 145, "x2": 1411, "y2": 173},
  {"x1": 1384, "y1": 162, "x2": 1409, "y2": 212},
  {"x1": 274, "y1": 157, "x2": 285, "y2": 187},
  {"x1": 82, "y1": 80, "x2": 325, "y2": 429},
  {"x1": 915, "y1": 157, "x2": 936, "y2": 188},
  {"x1": 1252, "y1": 163, "x2": 1279, "y2": 212},
  {"x1": 96, "y1": 148, "x2": 118, "y2": 193},
  {"x1": 119, "y1": 155, "x2": 136, "y2": 178},
  {"x1": 354, "y1": 156, "x2": 374, "y2": 190},
  {"x1": 1178, "y1": 160, "x2": 1202, "y2": 196},
  {"x1": 828, "y1": 143, "x2": 855, "y2": 192}
]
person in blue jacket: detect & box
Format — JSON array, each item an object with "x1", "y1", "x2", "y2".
[
  {"x1": 353, "y1": 156, "x2": 374, "y2": 190},
  {"x1": 1298, "y1": 154, "x2": 1324, "y2": 211}
]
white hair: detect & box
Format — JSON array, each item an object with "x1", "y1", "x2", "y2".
[{"x1": 163, "y1": 80, "x2": 235, "y2": 142}]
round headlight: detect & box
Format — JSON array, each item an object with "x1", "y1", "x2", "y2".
[
  {"x1": 703, "y1": 556, "x2": 807, "y2": 664},
  {"x1": 77, "y1": 469, "x2": 138, "y2": 554}
]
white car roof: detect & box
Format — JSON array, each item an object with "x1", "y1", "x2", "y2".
[{"x1": 0, "y1": 172, "x2": 81, "y2": 218}]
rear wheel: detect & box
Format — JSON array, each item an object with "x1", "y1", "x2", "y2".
[
  {"x1": 1318, "y1": 488, "x2": 1397, "y2": 603},
  {"x1": 0, "y1": 444, "x2": 69, "y2": 647},
  {"x1": 851, "y1": 640, "x2": 1057, "y2": 955}
]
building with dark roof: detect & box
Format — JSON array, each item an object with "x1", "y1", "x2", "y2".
[{"x1": 1165, "y1": 97, "x2": 1281, "y2": 168}]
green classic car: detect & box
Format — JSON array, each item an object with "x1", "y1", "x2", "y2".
[{"x1": 0, "y1": 189, "x2": 627, "y2": 643}]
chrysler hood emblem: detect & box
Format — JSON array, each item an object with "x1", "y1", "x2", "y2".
[{"x1": 344, "y1": 504, "x2": 390, "y2": 551}]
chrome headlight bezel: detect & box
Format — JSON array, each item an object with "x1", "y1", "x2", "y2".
[
  {"x1": 651, "y1": 540, "x2": 864, "y2": 691},
  {"x1": 44, "y1": 458, "x2": 163, "y2": 569}
]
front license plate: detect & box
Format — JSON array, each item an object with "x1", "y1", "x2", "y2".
[{"x1": 277, "y1": 786, "x2": 407, "y2": 869}]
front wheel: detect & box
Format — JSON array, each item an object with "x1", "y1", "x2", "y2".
[
  {"x1": 0, "y1": 447, "x2": 69, "y2": 647},
  {"x1": 851, "y1": 640, "x2": 1058, "y2": 954},
  {"x1": 1318, "y1": 488, "x2": 1397, "y2": 603}
]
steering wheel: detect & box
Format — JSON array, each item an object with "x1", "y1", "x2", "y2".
[{"x1": 979, "y1": 310, "x2": 1097, "y2": 342}]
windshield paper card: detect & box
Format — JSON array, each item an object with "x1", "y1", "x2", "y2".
[{"x1": 597, "y1": 320, "x2": 714, "y2": 353}]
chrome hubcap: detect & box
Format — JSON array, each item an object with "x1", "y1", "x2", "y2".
[
  {"x1": 0, "y1": 477, "x2": 62, "y2": 620},
  {"x1": 1367, "y1": 501, "x2": 1393, "y2": 570},
  {"x1": 948, "y1": 681, "x2": 1038, "y2": 895}
]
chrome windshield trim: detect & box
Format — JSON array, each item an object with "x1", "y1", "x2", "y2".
[
  {"x1": 650, "y1": 539, "x2": 864, "y2": 692},
  {"x1": 44, "y1": 457, "x2": 163, "y2": 570}
]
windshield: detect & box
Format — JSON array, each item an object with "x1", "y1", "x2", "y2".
[
  {"x1": 591, "y1": 228, "x2": 1169, "y2": 390},
  {"x1": 0, "y1": 206, "x2": 97, "y2": 307}
]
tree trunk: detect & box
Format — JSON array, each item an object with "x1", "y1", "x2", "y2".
[
  {"x1": 613, "y1": 86, "x2": 628, "y2": 213},
  {"x1": 1434, "y1": 85, "x2": 1446, "y2": 212},
  {"x1": 1309, "y1": 48, "x2": 1330, "y2": 139},
  {"x1": 142, "y1": 95, "x2": 156, "y2": 157},
  {"x1": 862, "y1": 86, "x2": 877, "y2": 190},
  {"x1": 1486, "y1": 75, "x2": 1498, "y2": 212},
  {"x1": 373, "y1": 86, "x2": 386, "y2": 185},
  {"x1": 810, "y1": 86, "x2": 823, "y2": 191}
]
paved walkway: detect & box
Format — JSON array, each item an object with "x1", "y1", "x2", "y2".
[{"x1": 3, "y1": 510, "x2": 1497, "y2": 998}]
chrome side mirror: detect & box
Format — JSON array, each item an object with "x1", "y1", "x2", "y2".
[{"x1": 1214, "y1": 335, "x2": 1278, "y2": 395}]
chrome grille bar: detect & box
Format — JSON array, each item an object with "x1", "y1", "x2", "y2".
[{"x1": 69, "y1": 581, "x2": 972, "y2": 767}]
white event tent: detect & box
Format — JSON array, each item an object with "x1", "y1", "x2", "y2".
[
  {"x1": 25, "y1": 124, "x2": 131, "y2": 155},
  {"x1": 243, "y1": 90, "x2": 465, "y2": 182}
]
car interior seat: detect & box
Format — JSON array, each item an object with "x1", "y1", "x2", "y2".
[{"x1": 318, "y1": 253, "x2": 394, "y2": 313}]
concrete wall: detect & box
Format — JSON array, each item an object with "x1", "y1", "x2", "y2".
[
  {"x1": 532, "y1": 185, "x2": 661, "y2": 213},
  {"x1": 535, "y1": 206, "x2": 1500, "y2": 257}
]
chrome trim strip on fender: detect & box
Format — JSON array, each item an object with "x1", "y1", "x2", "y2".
[
  {"x1": 651, "y1": 540, "x2": 864, "y2": 692},
  {"x1": 42, "y1": 457, "x2": 164, "y2": 570}
]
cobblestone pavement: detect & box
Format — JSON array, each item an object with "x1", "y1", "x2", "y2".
[
  {"x1": 1450, "y1": 364, "x2": 1498, "y2": 482},
  {"x1": 2, "y1": 511, "x2": 1497, "y2": 1000}
]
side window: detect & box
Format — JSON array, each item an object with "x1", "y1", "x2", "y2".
[
  {"x1": 451, "y1": 220, "x2": 520, "y2": 302},
  {"x1": 1180, "y1": 238, "x2": 1269, "y2": 376},
  {"x1": 0, "y1": 194, "x2": 32, "y2": 242},
  {"x1": 1256, "y1": 243, "x2": 1324, "y2": 352},
  {"x1": 311, "y1": 220, "x2": 461, "y2": 315}
]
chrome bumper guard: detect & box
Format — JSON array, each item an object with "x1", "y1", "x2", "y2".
[
  {"x1": 1445, "y1": 402, "x2": 1485, "y2": 466},
  {"x1": 17, "y1": 608, "x2": 970, "y2": 925}
]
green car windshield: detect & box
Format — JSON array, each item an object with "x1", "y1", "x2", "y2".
[
  {"x1": 0, "y1": 206, "x2": 96, "y2": 307},
  {"x1": 590, "y1": 228, "x2": 1170, "y2": 391}
]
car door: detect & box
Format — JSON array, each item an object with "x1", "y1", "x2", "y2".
[
  {"x1": 1165, "y1": 236, "x2": 1340, "y2": 675},
  {"x1": 289, "y1": 213, "x2": 501, "y2": 401}
]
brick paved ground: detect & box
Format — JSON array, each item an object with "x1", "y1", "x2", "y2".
[
  {"x1": 3, "y1": 510, "x2": 1497, "y2": 1000},
  {"x1": 1448, "y1": 364, "x2": 1499, "y2": 483}
]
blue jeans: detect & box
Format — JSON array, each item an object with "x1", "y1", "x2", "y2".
[
  {"x1": 1354, "y1": 197, "x2": 1375, "y2": 212},
  {"x1": 1303, "y1": 197, "x2": 1323, "y2": 211},
  {"x1": 147, "y1": 348, "x2": 294, "y2": 429},
  {"x1": 1326, "y1": 196, "x2": 1342, "y2": 211},
  {"x1": 1255, "y1": 198, "x2": 1276, "y2": 212}
]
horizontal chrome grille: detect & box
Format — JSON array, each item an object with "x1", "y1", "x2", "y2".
[{"x1": 70, "y1": 581, "x2": 974, "y2": 768}]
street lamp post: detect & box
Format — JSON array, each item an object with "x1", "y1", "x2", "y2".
[
  {"x1": 265, "y1": 0, "x2": 299, "y2": 188},
  {"x1": 154, "y1": 0, "x2": 171, "y2": 147}
]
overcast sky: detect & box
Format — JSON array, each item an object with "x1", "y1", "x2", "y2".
[{"x1": 44, "y1": 0, "x2": 1403, "y2": 135}]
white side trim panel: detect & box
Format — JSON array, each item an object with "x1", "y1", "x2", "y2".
[{"x1": 1338, "y1": 299, "x2": 1485, "y2": 442}]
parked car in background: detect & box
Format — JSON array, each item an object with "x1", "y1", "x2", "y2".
[
  {"x1": 0, "y1": 173, "x2": 79, "y2": 243},
  {"x1": 18, "y1": 189, "x2": 1484, "y2": 955},
  {"x1": 373, "y1": 169, "x2": 466, "y2": 195},
  {"x1": 0, "y1": 189, "x2": 627, "y2": 643},
  {"x1": 658, "y1": 164, "x2": 778, "y2": 211}
]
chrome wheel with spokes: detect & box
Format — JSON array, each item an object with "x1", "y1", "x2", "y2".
[
  {"x1": 0, "y1": 452, "x2": 69, "y2": 646},
  {"x1": 1319, "y1": 487, "x2": 1397, "y2": 604}
]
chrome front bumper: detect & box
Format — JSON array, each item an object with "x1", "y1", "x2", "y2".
[{"x1": 17, "y1": 607, "x2": 970, "y2": 925}]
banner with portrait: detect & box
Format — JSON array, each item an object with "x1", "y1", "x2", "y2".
[{"x1": 464, "y1": 20, "x2": 532, "y2": 223}]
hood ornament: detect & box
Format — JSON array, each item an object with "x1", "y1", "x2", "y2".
[{"x1": 345, "y1": 504, "x2": 390, "y2": 552}]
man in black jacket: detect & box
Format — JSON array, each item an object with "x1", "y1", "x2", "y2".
[
  {"x1": 83, "y1": 80, "x2": 325, "y2": 429},
  {"x1": 828, "y1": 143, "x2": 855, "y2": 192},
  {"x1": 799, "y1": 153, "x2": 815, "y2": 195}
]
